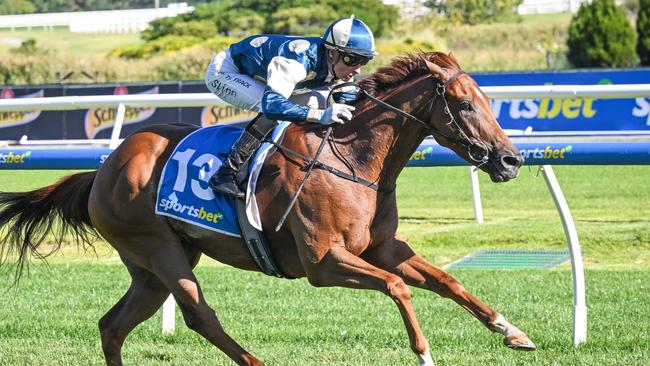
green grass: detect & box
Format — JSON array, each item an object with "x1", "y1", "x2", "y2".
[
  {"x1": 396, "y1": 165, "x2": 650, "y2": 268},
  {"x1": 0, "y1": 166, "x2": 648, "y2": 267},
  {"x1": 0, "y1": 264, "x2": 648, "y2": 365},
  {"x1": 0, "y1": 166, "x2": 649, "y2": 365},
  {"x1": 0, "y1": 28, "x2": 142, "y2": 56}
]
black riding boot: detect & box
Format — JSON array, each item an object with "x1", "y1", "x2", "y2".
[{"x1": 209, "y1": 114, "x2": 277, "y2": 198}]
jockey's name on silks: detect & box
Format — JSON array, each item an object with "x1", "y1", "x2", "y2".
[{"x1": 155, "y1": 125, "x2": 242, "y2": 236}]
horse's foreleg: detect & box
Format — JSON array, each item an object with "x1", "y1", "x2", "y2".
[
  {"x1": 303, "y1": 246, "x2": 434, "y2": 365},
  {"x1": 362, "y1": 237, "x2": 535, "y2": 350}
]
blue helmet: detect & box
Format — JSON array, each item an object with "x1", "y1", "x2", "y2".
[{"x1": 322, "y1": 16, "x2": 378, "y2": 58}]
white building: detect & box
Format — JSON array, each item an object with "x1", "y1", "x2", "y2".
[{"x1": 0, "y1": 3, "x2": 193, "y2": 33}]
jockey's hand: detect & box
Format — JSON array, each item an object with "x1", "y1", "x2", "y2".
[{"x1": 308, "y1": 104, "x2": 355, "y2": 125}]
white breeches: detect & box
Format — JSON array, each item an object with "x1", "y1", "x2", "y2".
[
  {"x1": 205, "y1": 49, "x2": 331, "y2": 114},
  {"x1": 205, "y1": 49, "x2": 266, "y2": 113}
]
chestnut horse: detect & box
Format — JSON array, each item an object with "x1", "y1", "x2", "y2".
[{"x1": 0, "y1": 52, "x2": 533, "y2": 366}]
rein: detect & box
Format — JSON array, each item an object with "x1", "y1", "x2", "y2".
[{"x1": 271, "y1": 68, "x2": 490, "y2": 231}]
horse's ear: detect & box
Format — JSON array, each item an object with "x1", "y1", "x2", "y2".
[
  {"x1": 448, "y1": 52, "x2": 459, "y2": 64},
  {"x1": 425, "y1": 60, "x2": 448, "y2": 83}
]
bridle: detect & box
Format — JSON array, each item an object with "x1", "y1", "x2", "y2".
[
  {"x1": 358, "y1": 70, "x2": 490, "y2": 169},
  {"x1": 271, "y1": 69, "x2": 492, "y2": 230}
]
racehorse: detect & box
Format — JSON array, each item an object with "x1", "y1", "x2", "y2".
[{"x1": 0, "y1": 52, "x2": 533, "y2": 366}]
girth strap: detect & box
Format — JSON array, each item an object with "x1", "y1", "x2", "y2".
[{"x1": 234, "y1": 197, "x2": 292, "y2": 278}]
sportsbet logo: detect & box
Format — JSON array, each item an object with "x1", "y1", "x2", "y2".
[
  {"x1": 520, "y1": 145, "x2": 572, "y2": 160},
  {"x1": 159, "y1": 198, "x2": 224, "y2": 224},
  {"x1": 0, "y1": 151, "x2": 31, "y2": 164},
  {"x1": 489, "y1": 82, "x2": 600, "y2": 121},
  {"x1": 407, "y1": 145, "x2": 573, "y2": 162},
  {"x1": 410, "y1": 146, "x2": 433, "y2": 161}
]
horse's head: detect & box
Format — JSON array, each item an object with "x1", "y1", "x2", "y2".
[{"x1": 423, "y1": 54, "x2": 523, "y2": 182}]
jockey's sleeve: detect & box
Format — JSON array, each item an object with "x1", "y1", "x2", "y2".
[{"x1": 262, "y1": 56, "x2": 311, "y2": 122}]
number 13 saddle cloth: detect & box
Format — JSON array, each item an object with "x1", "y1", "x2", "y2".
[{"x1": 155, "y1": 122, "x2": 290, "y2": 236}]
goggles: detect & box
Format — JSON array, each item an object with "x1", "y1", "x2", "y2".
[{"x1": 341, "y1": 53, "x2": 371, "y2": 67}]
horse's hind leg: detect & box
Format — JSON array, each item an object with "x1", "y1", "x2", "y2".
[
  {"x1": 99, "y1": 259, "x2": 173, "y2": 366},
  {"x1": 134, "y1": 240, "x2": 263, "y2": 366},
  {"x1": 362, "y1": 237, "x2": 535, "y2": 350}
]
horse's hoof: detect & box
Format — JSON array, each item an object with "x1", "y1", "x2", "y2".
[
  {"x1": 504, "y1": 331, "x2": 536, "y2": 350},
  {"x1": 417, "y1": 351, "x2": 435, "y2": 366},
  {"x1": 417, "y1": 345, "x2": 435, "y2": 366}
]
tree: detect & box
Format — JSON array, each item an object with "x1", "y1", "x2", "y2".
[
  {"x1": 0, "y1": 0, "x2": 36, "y2": 15},
  {"x1": 223, "y1": 9, "x2": 266, "y2": 37},
  {"x1": 30, "y1": 0, "x2": 67, "y2": 13},
  {"x1": 10, "y1": 38, "x2": 48, "y2": 55},
  {"x1": 567, "y1": 0, "x2": 637, "y2": 67},
  {"x1": 638, "y1": 0, "x2": 650, "y2": 65},
  {"x1": 323, "y1": 0, "x2": 399, "y2": 37},
  {"x1": 171, "y1": 20, "x2": 218, "y2": 39},
  {"x1": 145, "y1": 0, "x2": 398, "y2": 41},
  {"x1": 269, "y1": 5, "x2": 337, "y2": 35}
]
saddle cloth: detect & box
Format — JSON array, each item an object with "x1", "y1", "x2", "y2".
[{"x1": 155, "y1": 122, "x2": 291, "y2": 236}]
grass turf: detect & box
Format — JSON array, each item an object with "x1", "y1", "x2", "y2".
[
  {"x1": 0, "y1": 264, "x2": 648, "y2": 365},
  {"x1": 0, "y1": 165, "x2": 648, "y2": 365},
  {"x1": 0, "y1": 29, "x2": 141, "y2": 56}
]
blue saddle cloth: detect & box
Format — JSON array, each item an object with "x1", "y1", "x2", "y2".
[{"x1": 155, "y1": 125, "x2": 243, "y2": 237}]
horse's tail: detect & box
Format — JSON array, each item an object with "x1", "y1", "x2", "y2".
[{"x1": 0, "y1": 171, "x2": 98, "y2": 282}]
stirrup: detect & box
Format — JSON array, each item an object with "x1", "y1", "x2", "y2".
[{"x1": 209, "y1": 166, "x2": 245, "y2": 198}]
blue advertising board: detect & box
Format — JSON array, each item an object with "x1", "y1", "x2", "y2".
[
  {"x1": 3, "y1": 142, "x2": 649, "y2": 169},
  {"x1": 473, "y1": 69, "x2": 650, "y2": 132}
]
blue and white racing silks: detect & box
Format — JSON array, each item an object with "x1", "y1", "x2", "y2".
[{"x1": 229, "y1": 35, "x2": 332, "y2": 122}]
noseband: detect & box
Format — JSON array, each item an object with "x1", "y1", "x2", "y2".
[{"x1": 359, "y1": 70, "x2": 490, "y2": 168}]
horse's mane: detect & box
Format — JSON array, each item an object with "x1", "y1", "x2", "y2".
[{"x1": 358, "y1": 52, "x2": 461, "y2": 96}]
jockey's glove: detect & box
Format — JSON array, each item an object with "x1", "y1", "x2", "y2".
[{"x1": 307, "y1": 103, "x2": 355, "y2": 125}]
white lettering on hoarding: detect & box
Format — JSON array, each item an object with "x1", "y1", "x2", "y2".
[{"x1": 632, "y1": 97, "x2": 650, "y2": 126}]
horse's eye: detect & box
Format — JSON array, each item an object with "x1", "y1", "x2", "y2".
[{"x1": 460, "y1": 100, "x2": 473, "y2": 111}]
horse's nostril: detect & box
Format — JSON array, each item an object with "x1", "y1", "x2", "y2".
[{"x1": 502, "y1": 155, "x2": 521, "y2": 167}]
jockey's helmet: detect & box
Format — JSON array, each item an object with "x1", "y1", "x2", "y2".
[{"x1": 322, "y1": 16, "x2": 378, "y2": 59}]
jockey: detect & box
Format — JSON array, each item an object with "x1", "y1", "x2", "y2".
[{"x1": 205, "y1": 16, "x2": 378, "y2": 198}]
